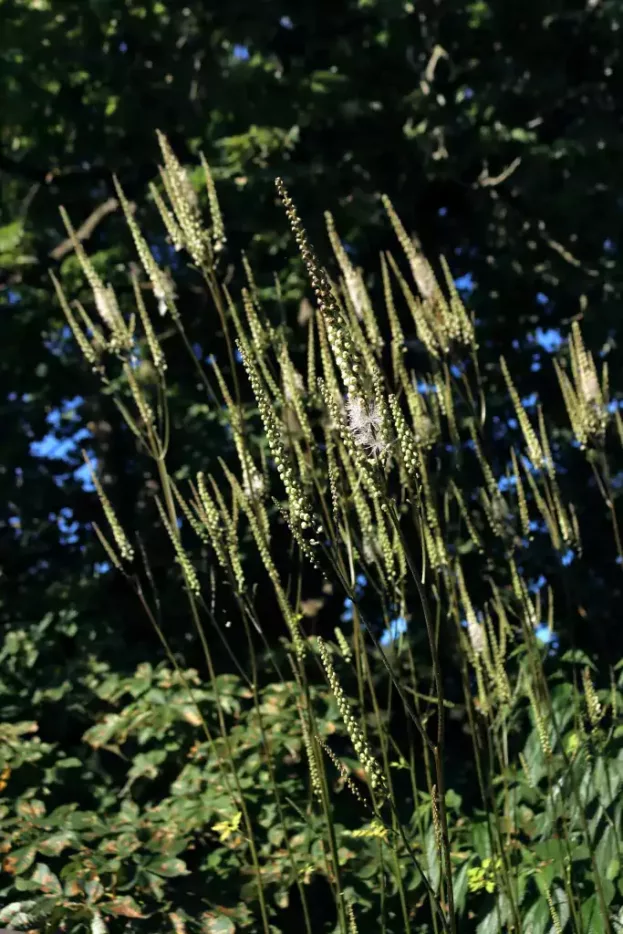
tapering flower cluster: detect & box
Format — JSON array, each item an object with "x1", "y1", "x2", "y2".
[
  {"x1": 281, "y1": 346, "x2": 312, "y2": 444},
  {"x1": 319, "y1": 736, "x2": 368, "y2": 806},
  {"x1": 317, "y1": 638, "x2": 387, "y2": 794},
  {"x1": 431, "y1": 784, "x2": 442, "y2": 856},
  {"x1": 556, "y1": 321, "x2": 608, "y2": 449},
  {"x1": 123, "y1": 362, "x2": 155, "y2": 428},
  {"x1": 226, "y1": 466, "x2": 305, "y2": 655},
  {"x1": 51, "y1": 274, "x2": 100, "y2": 371},
  {"x1": 59, "y1": 207, "x2": 133, "y2": 354},
  {"x1": 456, "y1": 561, "x2": 485, "y2": 657},
  {"x1": 130, "y1": 272, "x2": 167, "y2": 373},
  {"x1": 155, "y1": 498, "x2": 201, "y2": 596},
  {"x1": 276, "y1": 178, "x2": 363, "y2": 400},
  {"x1": 195, "y1": 472, "x2": 236, "y2": 583},
  {"x1": 171, "y1": 481, "x2": 210, "y2": 545},
  {"x1": 582, "y1": 666, "x2": 602, "y2": 728},
  {"x1": 527, "y1": 680, "x2": 552, "y2": 758},
  {"x1": 500, "y1": 356, "x2": 545, "y2": 470},
  {"x1": 82, "y1": 451, "x2": 134, "y2": 562},
  {"x1": 388, "y1": 394, "x2": 421, "y2": 479},
  {"x1": 544, "y1": 889, "x2": 564, "y2": 934},
  {"x1": 210, "y1": 478, "x2": 247, "y2": 595},
  {"x1": 200, "y1": 152, "x2": 227, "y2": 254},
  {"x1": 382, "y1": 195, "x2": 474, "y2": 355},
  {"x1": 298, "y1": 707, "x2": 323, "y2": 802},
  {"x1": 156, "y1": 131, "x2": 210, "y2": 268},
  {"x1": 114, "y1": 177, "x2": 178, "y2": 319},
  {"x1": 149, "y1": 181, "x2": 184, "y2": 252},
  {"x1": 347, "y1": 904, "x2": 359, "y2": 934},
  {"x1": 239, "y1": 343, "x2": 317, "y2": 541},
  {"x1": 334, "y1": 626, "x2": 353, "y2": 662},
  {"x1": 325, "y1": 210, "x2": 384, "y2": 352}
]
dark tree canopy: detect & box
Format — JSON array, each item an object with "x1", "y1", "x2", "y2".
[{"x1": 1, "y1": 0, "x2": 622, "y2": 743}]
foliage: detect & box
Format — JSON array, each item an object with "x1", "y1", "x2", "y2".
[
  {"x1": 1, "y1": 136, "x2": 621, "y2": 933},
  {"x1": 2, "y1": 3, "x2": 623, "y2": 931}
]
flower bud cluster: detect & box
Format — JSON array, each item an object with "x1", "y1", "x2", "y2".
[
  {"x1": 556, "y1": 322, "x2": 608, "y2": 450},
  {"x1": 82, "y1": 451, "x2": 134, "y2": 562},
  {"x1": 276, "y1": 178, "x2": 363, "y2": 400},
  {"x1": 156, "y1": 131, "x2": 210, "y2": 269},
  {"x1": 155, "y1": 498, "x2": 201, "y2": 596},
  {"x1": 239, "y1": 344, "x2": 317, "y2": 542},
  {"x1": 383, "y1": 195, "x2": 474, "y2": 355},
  {"x1": 195, "y1": 472, "x2": 234, "y2": 583},
  {"x1": 114, "y1": 177, "x2": 178, "y2": 320},
  {"x1": 317, "y1": 638, "x2": 387, "y2": 794}
]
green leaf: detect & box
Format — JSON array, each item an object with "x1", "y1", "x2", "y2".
[
  {"x1": 3, "y1": 845, "x2": 37, "y2": 875},
  {"x1": 16, "y1": 797, "x2": 46, "y2": 819},
  {"x1": 424, "y1": 823, "x2": 440, "y2": 890},
  {"x1": 471, "y1": 821, "x2": 492, "y2": 860},
  {"x1": 595, "y1": 824, "x2": 617, "y2": 882},
  {"x1": 202, "y1": 912, "x2": 236, "y2": 934},
  {"x1": 522, "y1": 897, "x2": 550, "y2": 934},
  {"x1": 0, "y1": 220, "x2": 24, "y2": 253},
  {"x1": 38, "y1": 831, "x2": 76, "y2": 856},
  {"x1": 453, "y1": 860, "x2": 471, "y2": 914},
  {"x1": 581, "y1": 895, "x2": 605, "y2": 934},
  {"x1": 476, "y1": 902, "x2": 504, "y2": 934},
  {"x1": 146, "y1": 857, "x2": 189, "y2": 878},
  {"x1": 445, "y1": 788, "x2": 462, "y2": 810},
  {"x1": 30, "y1": 863, "x2": 62, "y2": 895},
  {"x1": 104, "y1": 896, "x2": 143, "y2": 919}
]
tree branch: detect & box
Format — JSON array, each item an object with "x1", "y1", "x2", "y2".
[{"x1": 49, "y1": 197, "x2": 133, "y2": 260}]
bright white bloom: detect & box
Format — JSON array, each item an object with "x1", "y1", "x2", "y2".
[
  {"x1": 93, "y1": 284, "x2": 115, "y2": 328},
  {"x1": 284, "y1": 367, "x2": 305, "y2": 402},
  {"x1": 346, "y1": 396, "x2": 387, "y2": 458},
  {"x1": 243, "y1": 469, "x2": 265, "y2": 499},
  {"x1": 580, "y1": 368, "x2": 600, "y2": 404},
  {"x1": 467, "y1": 618, "x2": 486, "y2": 657},
  {"x1": 154, "y1": 285, "x2": 168, "y2": 317}
]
